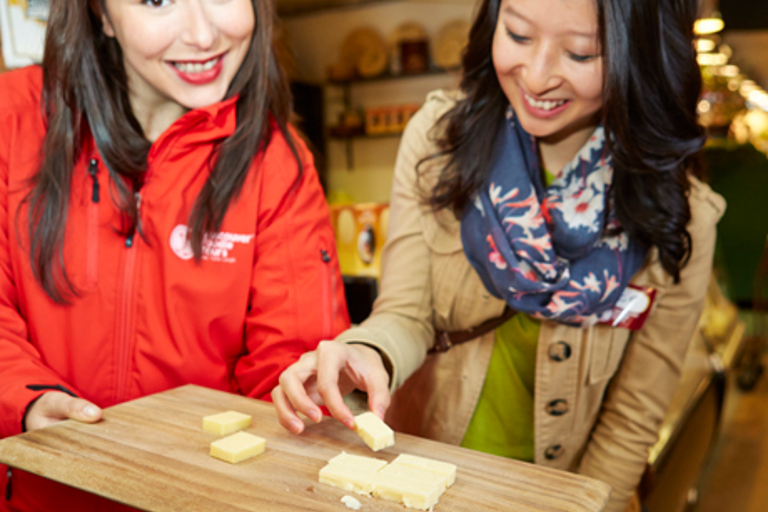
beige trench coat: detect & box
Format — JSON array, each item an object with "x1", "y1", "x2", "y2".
[{"x1": 336, "y1": 90, "x2": 726, "y2": 512}]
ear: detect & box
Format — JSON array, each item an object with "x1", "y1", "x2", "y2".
[
  {"x1": 88, "y1": 0, "x2": 115, "y2": 38},
  {"x1": 101, "y1": 12, "x2": 115, "y2": 38}
]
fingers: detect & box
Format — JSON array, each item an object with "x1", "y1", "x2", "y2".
[
  {"x1": 362, "y1": 365, "x2": 391, "y2": 421},
  {"x1": 25, "y1": 392, "x2": 102, "y2": 431},
  {"x1": 345, "y1": 345, "x2": 391, "y2": 420},
  {"x1": 67, "y1": 397, "x2": 102, "y2": 423},
  {"x1": 274, "y1": 341, "x2": 393, "y2": 434},
  {"x1": 315, "y1": 342, "x2": 355, "y2": 429},
  {"x1": 273, "y1": 349, "x2": 327, "y2": 433},
  {"x1": 271, "y1": 385, "x2": 306, "y2": 435}
]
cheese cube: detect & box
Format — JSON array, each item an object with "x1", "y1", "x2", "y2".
[
  {"x1": 327, "y1": 451, "x2": 389, "y2": 472},
  {"x1": 319, "y1": 452, "x2": 388, "y2": 494},
  {"x1": 320, "y1": 463, "x2": 382, "y2": 495},
  {"x1": 210, "y1": 431, "x2": 265, "y2": 463},
  {"x1": 203, "y1": 410, "x2": 252, "y2": 435},
  {"x1": 372, "y1": 464, "x2": 446, "y2": 510},
  {"x1": 353, "y1": 412, "x2": 394, "y2": 451},
  {"x1": 390, "y1": 453, "x2": 457, "y2": 486}
]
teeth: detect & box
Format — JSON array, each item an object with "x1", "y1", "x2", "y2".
[
  {"x1": 524, "y1": 93, "x2": 567, "y2": 111},
  {"x1": 173, "y1": 57, "x2": 219, "y2": 74}
]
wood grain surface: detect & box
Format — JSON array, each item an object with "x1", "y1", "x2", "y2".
[{"x1": 0, "y1": 385, "x2": 610, "y2": 511}]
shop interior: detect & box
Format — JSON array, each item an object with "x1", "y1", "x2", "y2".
[{"x1": 1, "y1": 0, "x2": 767, "y2": 511}]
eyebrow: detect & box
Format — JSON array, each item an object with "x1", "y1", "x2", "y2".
[{"x1": 502, "y1": 4, "x2": 598, "y2": 39}]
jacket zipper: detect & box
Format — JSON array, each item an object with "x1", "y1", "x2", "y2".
[
  {"x1": 320, "y1": 249, "x2": 333, "y2": 339},
  {"x1": 115, "y1": 192, "x2": 141, "y2": 403},
  {"x1": 86, "y1": 159, "x2": 100, "y2": 287}
]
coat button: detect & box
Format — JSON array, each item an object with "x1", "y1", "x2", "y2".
[
  {"x1": 548, "y1": 341, "x2": 572, "y2": 362},
  {"x1": 544, "y1": 444, "x2": 564, "y2": 460},
  {"x1": 546, "y1": 399, "x2": 569, "y2": 416}
]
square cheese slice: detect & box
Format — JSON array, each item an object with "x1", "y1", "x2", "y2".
[
  {"x1": 319, "y1": 452, "x2": 388, "y2": 494},
  {"x1": 320, "y1": 464, "x2": 382, "y2": 495},
  {"x1": 353, "y1": 411, "x2": 394, "y2": 451},
  {"x1": 390, "y1": 453, "x2": 457, "y2": 486},
  {"x1": 210, "y1": 431, "x2": 265, "y2": 463},
  {"x1": 203, "y1": 410, "x2": 252, "y2": 435},
  {"x1": 372, "y1": 464, "x2": 446, "y2": 510},
  {"x1": 327, "y1": 451, "x2": 389, "y2": 472}
]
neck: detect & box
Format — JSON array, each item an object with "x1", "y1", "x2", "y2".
[
  {"x1": 537, "y1": 123, "x2": 599, "y2": 176},
  {"x1": 129, "y1": 95, "x2": 188, "y2": 143},
  {"x1": 126, "y1": 69, "x2": 188, "y2": 142}
]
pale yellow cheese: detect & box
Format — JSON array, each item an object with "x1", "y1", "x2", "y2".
[
  {"x1": 372, "y1": 464, "x2": 446, "y2": 510},
  {"x1": 210, "y1": 431, "x2": 265, "y2": 463},
  {"x1": 327, "y1": 451, "x2": 389, "y2": 472},
  {"x1": 319, "y1": 451, "x2": 388, "y2": 494},
  {"x1": 318, "y1": 450, "x2": 455, "y2": 510},
  {"x1": 390, "y1": 453, "x2": 457, "y2": 486},
  {"x1": 319, "y1": 463, "x2": 382, "y2": 495},
  {"x1": 353, "y1": 411, "x2": 394, "y2": 451},
  {"x1": 203, "y1": 410, "x2": 252, "y2": 435}
]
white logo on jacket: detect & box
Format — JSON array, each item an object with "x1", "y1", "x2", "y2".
[{"x1": 169, "y1": 225, "x2": 254, "y2": 263}]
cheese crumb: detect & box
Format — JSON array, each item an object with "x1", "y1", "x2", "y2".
[{"x1": 340, "y1": 495, "x2": 362, "y2": 510}]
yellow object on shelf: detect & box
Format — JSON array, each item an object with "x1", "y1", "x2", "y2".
[{"x1": 330, "y1": 202, "x2": 389, "y2": 278}]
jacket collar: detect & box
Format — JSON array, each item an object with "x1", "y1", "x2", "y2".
[{"x1": 148, "y1": 94, "x2": 240, "y2": 160}]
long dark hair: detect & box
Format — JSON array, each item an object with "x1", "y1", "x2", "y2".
[
  {"x1": 25, "y1": 0, "x2": 300, "y2": 302},
  {"x1": 424, "y1": 0, "x2": 705, "y2": 282}
]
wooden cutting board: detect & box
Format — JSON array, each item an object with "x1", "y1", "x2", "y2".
[{"x1": 0, "y1": 385, "x2": 610, "y2": 511}]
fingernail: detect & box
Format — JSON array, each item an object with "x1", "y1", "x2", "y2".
[
  {"x1": 309, "y1": 410, "x2": 322, "y2": 423},
  {"x1": 290, "y1": 420, "x2": 303, "y2": 433},
  {"x1": 83, "y1": 405, "x2": 99, "y2": 418},
  {"x1": 376, "y1": 406, "x2": 386, "y2": 419},
  {"x1": 344, "y1": 418, "x2": 356, "y2": 429}
]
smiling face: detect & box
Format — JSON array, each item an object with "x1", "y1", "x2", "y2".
[
  {"x1": 492, "y1": 0, "x2": 603, "y2": 147},
  {"x1": 101, "y1": 0, "x2": 254, "y2": 120}
]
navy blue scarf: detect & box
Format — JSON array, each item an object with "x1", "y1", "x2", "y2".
[{"x1": 461, "y1": 109, "x2": 647, "y2": 325}]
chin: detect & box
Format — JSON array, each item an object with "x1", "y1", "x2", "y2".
[{"x1": 177, "y1": 88, "x2": 229, "y2": 111}]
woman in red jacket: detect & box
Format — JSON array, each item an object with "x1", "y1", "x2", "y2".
[{"x1": 0, "y1": 0, "x2": 349, "y2": 509}]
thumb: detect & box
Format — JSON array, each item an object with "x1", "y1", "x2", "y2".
[
  {"x1": 67, "y1": 398, "x2": 102, "y2": 423},
  {"x1": 366, "y1": 379, "x2": 391, "y2": 421}
]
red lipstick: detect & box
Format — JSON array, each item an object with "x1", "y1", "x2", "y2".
[{"x1": 169, "y1": 54, "x2": 225, "y2": 85}]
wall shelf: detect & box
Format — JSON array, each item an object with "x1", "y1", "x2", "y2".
[{"x1": 327, "y1": 67, "x2": 457, "y2": 86}]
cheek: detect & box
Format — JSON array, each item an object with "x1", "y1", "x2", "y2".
[
  {"x1": 491, "y1": 28, "x2": 511, "y2": 76},
  {"x1": 120, "y1": 23, "x2": 177, "y2": 60},
  {"x1": 216, "y1": 1, "x2": 255, "y2": 43},
  {"x1": 574, "y1": 64, "x2": 603, "y2": 107}
]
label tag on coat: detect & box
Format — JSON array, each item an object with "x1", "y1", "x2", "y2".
[{"x1": 596, "y1": 285, "x2": 657, "y2": 330}]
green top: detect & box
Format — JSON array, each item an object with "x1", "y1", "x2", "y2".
[
  {"x1": 460, "y1": 168, "x2": 554, "y2": 461},
  {"x1": 459, "y1": 312, "x2": 539, "y2": 461}
]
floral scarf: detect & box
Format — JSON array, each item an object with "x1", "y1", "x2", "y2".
[{"x1": 461, "y1": 108, "x2": 648, "y2": 325}]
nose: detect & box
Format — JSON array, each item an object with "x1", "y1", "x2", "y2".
[
  {"x1": 522, "y1": 41, "x2": 562, "y2": 95},
  {"x1": 180, "y1": 0, "x2": 216, "y2": 50}
]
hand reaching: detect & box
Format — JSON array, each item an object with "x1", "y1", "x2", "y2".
[{"x1": 272, "y1": 341, "x2": 391, "y2": 434}]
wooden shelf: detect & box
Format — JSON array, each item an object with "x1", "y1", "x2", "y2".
[
  {"x1": 328, "y1": 130, "x2": 403, "y2": 140},
  {"x1": 327, "y1": 67, "x2": 457, "y2": 86}
]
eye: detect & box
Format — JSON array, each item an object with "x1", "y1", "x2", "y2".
[
  {"x1": 568, "y1": 52, "x2": 598, "y2": 63},
  {"x1": 505, "y1": 28, "x2": 530, "y2": 44},
  {"x1": 142, "y1": 0, "x2": 171, "y2": 7}
]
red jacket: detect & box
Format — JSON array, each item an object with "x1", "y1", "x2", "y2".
[{"x1": 0, "y1": 66, "x2": 349, "y2": 511}]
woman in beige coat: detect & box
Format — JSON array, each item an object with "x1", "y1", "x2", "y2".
[{"x1": 273, "y1": 0, "x2": 725, "y2": 510}]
